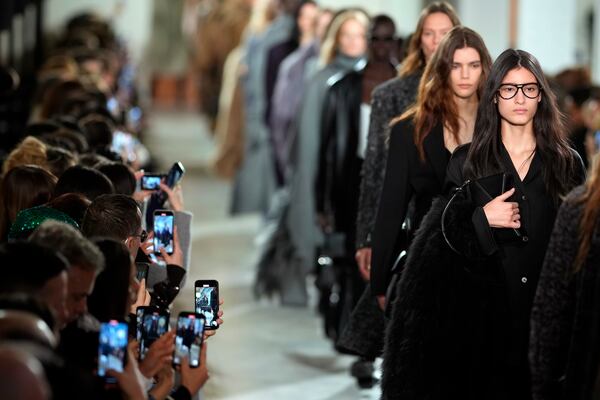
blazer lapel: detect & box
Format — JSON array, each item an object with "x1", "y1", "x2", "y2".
[{"x1": 423, "y1": 123, "x2": 448, "y2": 186}]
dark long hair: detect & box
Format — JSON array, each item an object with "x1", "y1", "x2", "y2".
[
  {"x1": 464, "y1": 49, "x2": 578, "y2": 201},
  {"x1": 395, "y1": 26, "x2": 491, "y2": 161},
  {"x1": 87, "y1": 239, "x2": 133, "y2": 322}
]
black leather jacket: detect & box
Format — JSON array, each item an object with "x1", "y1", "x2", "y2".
[{"x1": 315, "y1": 69, "x2": 364, "y2": 250}]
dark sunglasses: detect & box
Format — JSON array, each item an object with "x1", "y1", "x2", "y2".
[
  {"x1": 371, "y1": 35, "x2": 396, "y2": 43},
  {"x1": 131, "y1": 230, "x2": 148, "y2": 242}
]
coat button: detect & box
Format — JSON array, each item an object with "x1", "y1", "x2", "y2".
[
  {"x1": 522, "y1": 236, "x2": 529, "y2": 242},
  {"x1": 522, "y1": 195, "x2": 527, "y2": 201},
  {"x1": 521, "y1": 277, "x2": 528, "y2": 283}
]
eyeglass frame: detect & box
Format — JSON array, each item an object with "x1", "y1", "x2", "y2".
[
  {"x1": 130, "y1": 229, "x2": 148, "y2": 242},
  {"x1": 497, "y1": 82, "x2": 542, "y2": 100}
]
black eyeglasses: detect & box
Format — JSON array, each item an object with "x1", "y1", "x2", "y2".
[
  {"x1": 131, "y1": 230, "x2": 148, "y2": 242},
  {"x1": 497, "y1": 83, "x2": 541, "y2": 100}
]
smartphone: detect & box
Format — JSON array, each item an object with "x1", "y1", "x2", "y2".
[
  {"x1": 153, "y1": 210, "x2": 174, "y2": 255},
  {"x1": 141, "y1": 174, "x2": 164, "y2": 190},
  {"x1": 138, "y1": 308, "x2": 170, "y2": 360},
  {"x1": 173, "y1": 312, "x2": 205, "y2": 368},
  {"x1": 194, "y1": 280, "x2": 219, "y2": 330},
  {"x1": 165, "y1": 162, "x2": 185, "y2": 188},
  {"x1": 98, "y1": 320, "x2": 128, "y2": 380},
  {"x1": 135, "y1": 262, "x2": 149, "y2": 282}
]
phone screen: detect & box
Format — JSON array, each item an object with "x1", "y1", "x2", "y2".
[
  {"x1": 142, "y1": 175, "x2": 162, "y2": 190},
  {"x1": 195, "y1": 283, "x2": 219, "y2": 329},
  {"x1": 98, "y1": 320, "x2": 128, "y2": 377},
  {"x1": 139, "y1": 310, "x2": 169, "y2": 360},
  {"x1": 153, "y1": 212, "x2": 174, "y2": 255},
  {"x1": 174, "y1": 313, "x2": 205, "y2": 367}
]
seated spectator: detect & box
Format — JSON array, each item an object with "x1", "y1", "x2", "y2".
[
  {"x1": 0, "y1": 345, "x2": 51, "y2": 400},
  {"x1": 0, "y1": 165, "x2": 57, "y2": 240},
  {"x1": 79, "y1": 113, "x2": 114, "y2": 151},
  {"x1": 45, "y1": 146, "x2": 77, "y2": 178},
  {"x1": 77, "y1": 152, "x2": 111, "y2": 168},
  {"x1": 82, "y1": 194, "x2": 185, "y2": 296},
  {"x1": 2, "y1": 137, "x2": 49, "y2": 175},
  {"x1": 97, "y1": 162, "x2": 136, "y2": 195},
  {"x1": 40, "y1": 128, "x2": 89, "y2": 155},
  {"x1": 88, "y1": 238, "x2": 139, "y2": 322},
  {"x1": 0, "y1": 242, "x2": 69, "y2": 330},
  {"x1": 29, "y1": 220, "x2": 104, "y2": 325},
  {"x1": 53, "y1": 165, "x2": 115, "y2": 201},
  {"x1": 8, "y1": 206, "x2": 79, "y2": 240},
  {"x1": 46, "y1": 193, "x2": 91, "y2": 226}
]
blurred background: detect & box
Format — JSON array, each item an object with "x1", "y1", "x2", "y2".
[{"x1": 1, "y1": 1, "x2": 599, "y2": 399}]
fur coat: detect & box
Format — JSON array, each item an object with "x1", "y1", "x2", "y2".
[
  {"x1": 382, "y1": 193, "x2": 513, "y2": 400},
  {"x1": 530, "y1": 186, "x2": 600, "y2": 400}
]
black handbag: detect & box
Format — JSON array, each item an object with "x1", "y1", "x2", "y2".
[
  {"x1": 383, "y1": 216, "x2": 412, "y2": 318},
  {"x1": 442, "y1": 172, "x2": 527, "y2": 255}
]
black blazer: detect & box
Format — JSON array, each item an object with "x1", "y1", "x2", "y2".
[{"x1": 370, "y1": 119, "x2": 450, "y2": 295}]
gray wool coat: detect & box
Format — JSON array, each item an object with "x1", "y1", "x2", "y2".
[
  {"x1": 286, "y1": 54, "x2": 365, "y2": 273},
  {"x1": 230, "y1": 15, "x2": 294, "y2": 215},
  {"x1": 355, "y1": 71, "x2": 422, "y2": 249}
]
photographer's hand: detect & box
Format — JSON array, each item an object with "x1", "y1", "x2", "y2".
[
  {"x1": 203, "y1": 299, "x2": 224, "y2": 340},
  {"x1": 158, "y1": 226, "x2": 184, "y2": 268},
  {"x1": 179, "y1": 343, "x2": 209, "y2": 396},
  {"x1": 149, "y1": 365, "x2": 175, "y2": 400},
  {"x1": 130, "y1": 279, "x2": 150, "y2": 315},
  {"x1": 133, "y1": 170, "x2": 156, "y2": 203},
  {"x1": 139, "y1": 330, "x2": 175, "y2": 378},
  {"x1": 159, "y1": 183, "x2": 184, "y2": 212},
  {"x1": 106, "y1": 342, "x2": 146, "y2": 400}
]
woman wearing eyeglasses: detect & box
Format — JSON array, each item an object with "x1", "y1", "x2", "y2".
[{"x1": 382, "y1": 49, "x2": 585, "y2": 400}]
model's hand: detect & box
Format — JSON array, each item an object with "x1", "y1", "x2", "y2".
[
  {"x1": 355, "y1": 247, "x2": 372, "y2": 281},
  {"x1": 483, "y1": 188, "x2": 521, "y2": 229},
  {"x1": 376, "y1": 295, "x2": 386, "y2": 311}
]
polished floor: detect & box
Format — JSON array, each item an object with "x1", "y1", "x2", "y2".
[{"x1": 145, "y1": 110, "x2": 380, "y2": 400}]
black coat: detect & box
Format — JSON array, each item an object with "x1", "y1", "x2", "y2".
[
  {"x1": 316, "y1": 69, "x2": 364, "y2": 249},
  {"x1": 382, "y1": 144, "x2": 585, "y2": 400},
  {"x1": 370, "y1": 119, "x2": 450, "y2": 295},
  {"x1": 355, "y1": 72, "x2": 421, "y2": 249},
  {"x1": 530, "y1": 186, "x2": 600, "y2": 400}
]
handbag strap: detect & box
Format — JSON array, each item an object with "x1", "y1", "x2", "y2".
[{"x1": 441, "y1": 180, "x2": 471, "y2": 255}]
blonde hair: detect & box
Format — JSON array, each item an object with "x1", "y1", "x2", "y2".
[
  {"x1": 319, "y1": 9, "x2": 370, "y2": 66},
  {"x1": 399, "y1": 2, "x2": 460, "y2": 78},
  {"x1": 2, "y1": 136, "x2": 48, "y2": 176}
]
